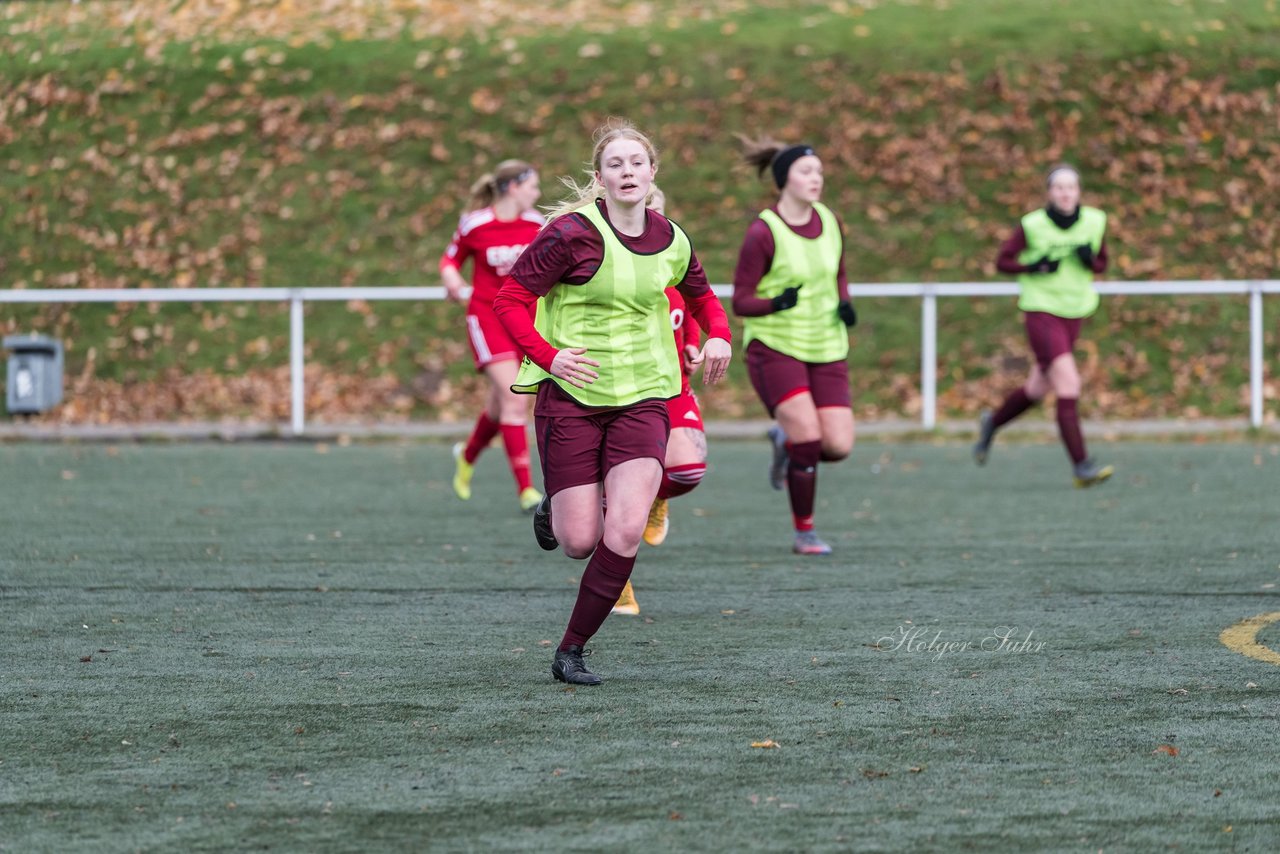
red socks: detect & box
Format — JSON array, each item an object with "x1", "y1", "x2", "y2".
[
  {"x1": 465, "y1": 415, "x2": 533, "y2": 495},
  {"x1": 499, "y1": 423, "x2": 533, "y2": 493},
  {"x1": 992, "y1": 387, "x2": 1036, "y2": 429},
  {"x1": 462, "y1": 413, "x2": 500, "y2": 464},
  {"x1": 1056, "y1": 397, "x2": 1088, "y2": 464},
  {"x1": 559, "y1": 541, "x2": 636, "y2": 650},
  {"x1": 786, "y1": 440, "x2": 822, "y2": 532},
  {"x1": 657, "y1": 462, "x2": 707, "y2": 499}
]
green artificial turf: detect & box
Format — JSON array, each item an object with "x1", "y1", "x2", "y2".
[{"x1": 2, "y1": 439, "x2": 1278, "y2": 850}]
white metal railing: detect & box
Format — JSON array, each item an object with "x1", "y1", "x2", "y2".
[{"x1": 1, "y1": 281, "x2": 1275, "y2": 433}]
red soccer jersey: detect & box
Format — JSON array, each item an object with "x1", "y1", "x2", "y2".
[
  {"x1": 440, "y1": 207, "x2": 544, "y2": 308},
  {"x1": 666, "y1": 287, "x2": 702, "y2": 394}
]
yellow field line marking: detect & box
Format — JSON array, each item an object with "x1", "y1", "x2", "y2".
[{"x1": 1219, "y1": 611, "x2": 1280, "y2": 667}]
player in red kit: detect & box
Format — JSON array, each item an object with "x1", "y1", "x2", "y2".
[
  {"x1": 440, "y1": 160, "x2": 546, "y2": 513},
  {"x1": 613, "y1": 187, "x2": 711, "y2": 616}
]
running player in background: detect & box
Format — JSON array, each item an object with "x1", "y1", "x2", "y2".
[
  {"x1": 612, "y1": 186, "x2": 711, "y2": 618},
  {"x1": 493, "y1": 120, "x2": 732, "y2": 685},
  {"x1": 733, "y1": 136, "x2": 857, "y2": 556},
  {"x1": 974, "y1": 164, "x2": 1113, "y2": 488},
  {"x1": 440, "y1": 160, "x2": 545, "y2": 513}
]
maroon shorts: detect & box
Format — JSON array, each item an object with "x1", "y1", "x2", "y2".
[
  {"x1": 535, "y1": 399, "x2": 670, "y2": 497},
  {"x1": 465, "y1": 302, "x2": 522, "y2": 372},
  {"x1": 666, "y1": 387, "x2": 704, "y2": 433},
  {"x1": 745, "y1": 340, "x2": 851, "y2": 417},
  {"x1": 1024, "y1": 311, "x2": 1084, "y2": 372}
]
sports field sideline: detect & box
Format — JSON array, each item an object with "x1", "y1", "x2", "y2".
[{"x1": 2, "y1": 439, "x2": 1278, "y2": 850}]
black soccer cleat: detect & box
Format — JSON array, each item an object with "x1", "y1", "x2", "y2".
[
  {"x1": 552, "y1": 645, "x2": 602, "y2": 686},
  {"x1": 533, "y1": 494, "x2": 558, "y2": 551},
  {"x1": 973, "y1": 410, "x2": 996, "y2": 466}
]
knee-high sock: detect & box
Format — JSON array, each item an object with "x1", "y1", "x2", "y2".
[
  {"x1": 786, "y1": 440, "x2": 822, "y2": 532},
  {"x1": 559, "y1": 541, "x2": 636, "y2": 650},
  {"x1": 991, "y1": 387, "x2": 1036, "y2": 430},
  {"x1": 657, "y1": 462, "x2": 707, "y2": 499},
  {"x1": 499, "y1": 423, "x2": 533, "y2": 493},
  {"x1": 1056, "y1": 397, "x2": 1087, "y2": 464},
  {"x1": 463, "y1": 412, "x2": 500, "y2": 464}
]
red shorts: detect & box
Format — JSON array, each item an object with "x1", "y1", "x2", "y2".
[
  {"x1": 535, "y1": 399, "x2": 670, "y2": 497},
  {"x1": 465, "y1": 302, "x2": 522, "y2": 372},
  {"x1": 745, "y1": 340, "x2": 851, "y2": 417},
  {"x1": 1024, "y1": 311, "x2": 1084, "y2": 372},
  {"x1": 666, "y1": 386, "x2": 704, "y2": 433}
]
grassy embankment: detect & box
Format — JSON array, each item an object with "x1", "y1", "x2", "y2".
[{"x1": 1, "y1": 0, "x2": 1277, "y2": 423}]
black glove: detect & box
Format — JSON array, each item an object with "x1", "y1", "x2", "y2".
[
  {"x1": 1075, "y1": 244, "x2": 1095, "y2": 268},
  {"x1": 1029, "y1": 256, "x2": 1060, "y2": 274},
  {"x1": 837, "y1": 300, "x2": 857, "y2": 328},
  {"x1": 770, "y1": 284, "x2": 803, "y2": 313}
]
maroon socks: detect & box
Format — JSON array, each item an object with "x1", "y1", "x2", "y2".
[
  {"x1": 463, "y1": 412, "x2": 500, "y2": 465},
  {"x1": 559, "y1": 541, "x2": 636, "y2": 651},
  {"x1": 657, "y1": 462, "x2": 707, "y2": 499},
  {"x1": 991, "y1": 387, "x2": 1036, "y2": 429},
  {"x1": 1056, "y1": 397, "x2": 1088, "y2": 464},
  {"x1": 991, "y1": 387, "x2": 1087, "y2": 464},
  {"x1": 786, "y1": 439, "x2": 822, "y2": 532}
]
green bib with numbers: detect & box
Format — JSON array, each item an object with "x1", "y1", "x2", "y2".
[
  {"x1": 742, "y1": 202, "x2": 848, "y2": 363},
  {"x1": 1017, "y1": 206, "x2": 1107, "y2": 318},
  {"x1": 512, "y1": 203, "x2": 690, "y2": 407}
]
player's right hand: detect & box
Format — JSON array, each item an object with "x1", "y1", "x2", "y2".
[
  {"x1": 770, "y1": 284, "x2": 803, "y2": 313},
  {"x1": 550, "y1": 347, "x2": 600, "y2": 388}
]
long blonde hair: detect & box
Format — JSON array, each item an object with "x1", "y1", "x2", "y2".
[
  {"x1": 645, "y1": 184, "x2": 665, "y2": 214},
  {"x1": 544, "y1": 118, "x2": 659, "y2": 222},
  {"x1": 466, "y1": 159, "x2": 536, "y2": 212}
]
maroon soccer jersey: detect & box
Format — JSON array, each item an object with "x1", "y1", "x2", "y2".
[
  {"x1": 996, "y1": 225, "x2": 1108, "y2": 275},
  {"x1": 492, "y1": 199, "x2": 731, "y2": 418},
  {"x1": 666, "y1": 286, "x2": 702, "y2": 396},
  {"x1": 503, "y1": 199, "x2": 717, "y2": 298},
  {"x1": 732, "y1": 205, "x2": 850, "y2": 317}
]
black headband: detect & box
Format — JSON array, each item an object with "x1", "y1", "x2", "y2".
[{"x1": 771, "y1": 144, "x2": 815, "y2": 189}]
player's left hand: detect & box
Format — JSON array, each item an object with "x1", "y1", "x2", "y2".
[
  {"x1": 693, "y1": 337, "x2": 732, "y2": 385},
  {"x1": 837, "y1": 300, "x2": 858, "y2": 328},
  {"x1": 681, "y1": 344, "x2": 701, "y2": 375}
]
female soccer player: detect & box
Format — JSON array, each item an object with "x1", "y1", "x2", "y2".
[
  {"x1": 974, "y1": 164, "x2": 1113, "y2": 488},
  {"x1": 612, "y1": 186, "x2": 711, "y2": 617},
  {"x1": 440, "y1": 160, "x2": 545, "y2": 513},
  {"x1": 493, "y1": 121, "x2": 732, "y2": 685},
  {"x1": 732, "y1": 136, "x2": 858, "y2": 556}
]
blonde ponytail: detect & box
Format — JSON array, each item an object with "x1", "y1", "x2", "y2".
[
  {"x1": 466, "y1": 173, "x2": 498, "y2": 211},
  {"x1": 465, "y1": 159, "x2": 536, "y2": 212}
]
